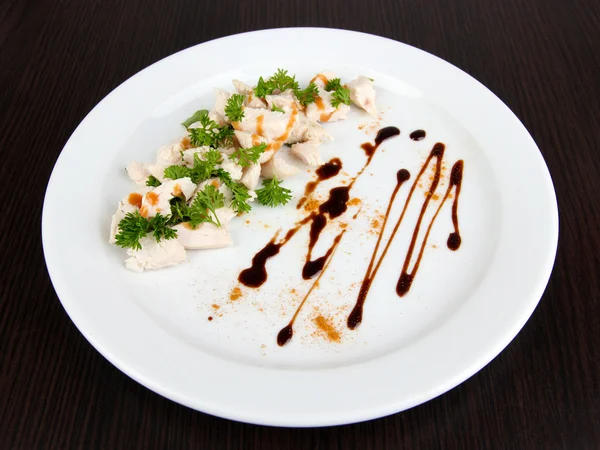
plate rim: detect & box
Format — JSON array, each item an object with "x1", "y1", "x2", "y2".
[{"x1": 42, "y1": 27, "x2": 559, "y2": 427}]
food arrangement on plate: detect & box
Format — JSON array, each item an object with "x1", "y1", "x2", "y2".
[
  {"x1": 109, "y1": 69, "x2": 377, "y2": 272},
  {"x1": 42, "y1": 28, "x2": 558, "y2": 426},
  {"x1": 108, "y1": 68, "x2": 468, "y2": 347}
]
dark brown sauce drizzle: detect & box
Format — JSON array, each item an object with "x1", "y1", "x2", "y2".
[
  {"x1": 348, "y1": 142, "x2": 465, "y2": 329},
  {"x1": 447, "y1": 161, "x2": 463, "y2": 250},
  {"x1": 396, "y1": 159, "x2": 464, "y2": 295},
  {"x1": 238, "y1": 215, "x2": 311, "y2": 287},
  {"x1": 277, "y1": 230, "x2": 346, "y2": 346},
  {"x1": 240, "y1": 127, "x2": 400, "y2": 290},
  {"x1": 409, "y1": 129, "x2": 426, "y2": 141},
  {"x1": 239, "y1": 127, "x2": 402, "y2": 346},
  {"x1": 297, "y1": 158, "x2": 342, "y2": 209},
  {"x1": 347, "y1": 168, "x2": 413, "y2": 329}
]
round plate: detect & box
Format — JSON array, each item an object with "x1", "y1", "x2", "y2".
[{"x1": 42, "y1": 28, "x2": 558, "y2": 426}]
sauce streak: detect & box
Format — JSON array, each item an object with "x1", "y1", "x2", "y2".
[
  {"x1": 240, "y1": 127, "x2": 399, "y2": 289},
  {"x1": 311, "y1": 74, "x2": 330, "y2": 85},
  {"x1": 238, "y1": 216, "x2": 311, "y2": 287},
  {"x1": 409, "y1": 129, "x2": 426, "y2": 141},
  {"x1": 297, "y1": 158, "x2": 342, "y2": 209},
  {"x1": 128, "y1": 193, "x2": 143, "y2": 208},
  {"x1": 299, "y1": 127, "x2": 400, "y2": 279},
  {"x1": 348, "y1": 141, "x2": 465, "y2": 329},
  {"x1": 267, "y1": 105, "x2": 298, "y2": 151},
  {"x1": 277, "y1": 230, "x2": 346, "y2": 346},
  {"x1": 256, "y1": 115, "x2": 264, "y2": 136},
  {"x1": 146, "y1": 191, "x2": 159, "y2": 206}
]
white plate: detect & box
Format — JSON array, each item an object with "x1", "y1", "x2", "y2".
[{"x1": 42, "y1": 28, "x2": 558, "y2": 426}]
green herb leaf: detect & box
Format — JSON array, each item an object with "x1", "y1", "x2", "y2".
[
  {"x1": 294, "y1": 82, "x2": 319, "y2": 106},
  {"x1": 256, "y1": 176, "x2": 292, "y2": 207},
  {"x1": 149, "y1": 213, "x2": 177, "y2": 242},
  {"x1": 271, "y1": 104, "x2": 285, "y2": 113},
  {"x1": 224, "y1": 94, "x2": 245, "y2": 122},
  {"x1": 331, "y1": 87, "x2": 351, "y2": 108},
  {"x1": 189, "y1": 184, "x2": 225, "y2": 228},
  {"x1": 168, "y1": 197, "x2": 190, "y2": 226},
  {"x1": 188, "y1": 150, "x2": 223, "y2": 183},
  {"x1": 254, "y1": 69, "x2": 299, "y2": 98},
  {"x1": 325, "y1": 78, "x2": 343, "y2": 92},
  {"x1": 163, "y1": 165, "x2": 191, "y2": 180},
  {"x1": 115, "y1": 212, "x2": 177, "y2": 250},
  {"x1": 324, "y1": 78, "x2": 352, "y2": 108},
  {"x1": 216, "y1": 169, "x2": 252, "y2": 214},
  {"x1": 188, "y1": 112, "x2": 234, "y2": 149},
  {"x1": 231, "y1": 143, "x2": 266, "y2": 168},
  {"x1": 181, "y1": 109, "x2": 209, "y2": 128},
  {"x1": 146, "y1": 175, "x2": 162, "y2": 187}
]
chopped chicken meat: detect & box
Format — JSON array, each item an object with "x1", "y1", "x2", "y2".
[
  {"x1": 290, "y1": 142, "x2": 323, "y2": 166},
  {"x1": 139, "y1": 178, "x2": 196, "y2": 218},
  {"x1": 240, "y1": 163, "x2": 261, "y2": 190},
  {"x1": 112, "y1": 70, "x2": 377, "y2": 271},
  {"x1": 348, "y1": 76, "x2": 377, "y2": 116},
  {"x1": 125, "y1": 237, "x2": 187, "y2": 272},
  {"x1": 173, "y1": 222, "x2": 233, "y2": 250},
  {"x1": 261, "y1": 152, "x2": 300, "y2": 179}
]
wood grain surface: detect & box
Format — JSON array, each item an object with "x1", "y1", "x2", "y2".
[{"x1": 1, "y1": 0, "x2": 599, "y2": 448}]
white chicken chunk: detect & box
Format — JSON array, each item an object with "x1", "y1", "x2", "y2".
[
  {"x1": 310, "y1": 72, "x2": 337, "y2": 89},
  {"x1": 173, "y1": 223, "x2": 233, "y2": 250},
  {"x1": 126, "y1": 161, "x2": 151, "y2": 186},
  {"x1": 213, "y1": 88, "x2": 230, "y2": 121},
  {"x1": 261, "y1": 152, "x2": 300, "y2": 179},
  {"x1": 140, "y1": 178, "x2": 196, "y2": 218},
  {"x1": 215, "y1": 207, "x2": 237, "y2": 225},
  {"x1": 219, "y1": 155, "x2": 243, "y2": 181},
  {"x1": 156, "y1": 143, "x2": 183, "y2": 166},
  {"x1": 235, "y1": 108, "x2": 295, "y2": 141},
  {"x1": 195, "y1": 179, "x2": 235, "y2": 211},
  {"x1": 240, "y1": 163, "x2": 261, "y2": 190},
  {"x1": 285, "y1": 111, "x2": 309, "y2": 144},
  {"x1": 232, "y1": 80, "x2": 268, "y2": 108},
  {"x1": 348, "y1": 76, "x2": 377, "y2": 116},
  {"x1": 290, "y1": 142, "x2": 323, "y2": 166},
  {"x1": 109, "y1": 189, "x2": 150, "y2": 244},
  {"x1": 303, "y1": 121, "x2": 331, "y2": 144},
  {"x1": 232, "y1": 79, "x2": 252, "y2": 94},
  {"x1": 145, "y1": 163, "x2": 169, "y2": 183},
  {"x1": 265, "y1": 90, "x2": 299, "y2": 113},
  {"x1": 305, "y1": 89, "x2": 350, "y2": 123},
  {"x1": 182, "y1": 146, "x2": 211, "y2": 167},
  {"x1": 234, "y1": 130, "x2": 268, "y2": 149},
  {"x1": 125, "y1": 237, "x2": 187, "y2": 272},
  {"x1": 208, "y1": 110, "x2": 227, "y2": 127}
]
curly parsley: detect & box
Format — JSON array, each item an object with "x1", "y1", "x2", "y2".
[
  {"x1": 115, "y1": 212, "x2": 177, "y2": 250},
  {"x1": 189, "y1": 184, "x2": 225, "y2": 228},
  {"x1": 256, "y1": 176, "x2": 292, "y2": 207}
]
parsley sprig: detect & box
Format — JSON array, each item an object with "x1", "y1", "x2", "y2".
[
  {"x1": 163, "y1": 149, "x2": 223, "y2": 184},
  {"x1": 325, "y1": 78, "x2": 352, "y2": 108},
  {"x1": 231, "y1": 143, "x2": 266, "y2": 167},
  {"x1": 256, "y1": 176, "x2": 292, "y2": 207},
  {"x1": 255, "y1": 69, "x2": 299, "y2": 98},
  {"x1": 216, "y1": 169, "x2": 252, "y2": 214},
  {"x1": 146, "y1": 175, "x2": 161, "y2": 187},
  {"x1": 294, "y1": 82, "x2": 319, "y2": 106},
  {"x1": 186, "y1": 110, "x2": 234, "y2": 148},
  {"x1": 115, "y1": 212, "x2": 177, "y2": 250},
  {"x1": 189, "y1": 184, "x2": 225, "y2": 228},
  {"x1": 224, "y1": 94, "x2": 245, "y2": 122}
]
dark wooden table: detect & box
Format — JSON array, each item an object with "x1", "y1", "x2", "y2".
[{"x1": 1, "y1": 0, "x2": 599, "y2": 448}]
